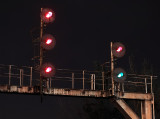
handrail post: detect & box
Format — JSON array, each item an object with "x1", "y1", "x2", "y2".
[
  {"x1": 30, "y1": 67, "x2": 32, "y2": 87},
  {"x1": 102, "y1": 72, "x2": 104, "y2": 91},
  {"x1": 145, "y1": 78, "x2": 147, "y2": 93},
  {"x1": 91, "y1": 74, "x2": 93, "y2": 90},
  {"x1": 151, "y1": 76, "x2": 153, "y2": 93},
  {"x1": 20, "y1": 69, "x2": 22, "y2": 86},
  {"x1": 9, "y1": 65, "x2": 11, "y2": 86},
  {"x1": 83, "y1": 70, "x2": 85, "y2": 90},
  {"x1": 72, "y1": 73, "x2": 74, "y2": 89},
  {"x1": 93, "y1": 74, "x2": 95, "y2": 90}
]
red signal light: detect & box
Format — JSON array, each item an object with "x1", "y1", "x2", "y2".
[
  {"x1": 41, "y1": 34, "x2": 56, "y2": 50},
  {"x1": 112, "y1": 42, "x2": 125, "y2": 58},
  {"x1": 45, "y1": 11, "x2": 53, "y2": 18},
  {"x1": 41, "y1": 63, "x2": 55, "y2": 77},
  {"x1": 45, "y1": 67, "x2": 52, "y2": 73},
  {"x1": 46, "y1": 39, "x2": 52, "y2": 45},
  {"x1": 116, "y1": 46, "x2": 123, "y2": 52},
  {"x1": 41, "y1": 8, "x2": 55, "y2": 23}
]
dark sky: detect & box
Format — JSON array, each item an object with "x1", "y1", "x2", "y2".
[
  {"x1": 0, "y1": 0, "x2": 159, "y2": 119},
  {"x1": 0, "y1": 0, "x2": 159, "y2": 71}
]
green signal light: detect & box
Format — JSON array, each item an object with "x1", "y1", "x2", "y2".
[{"x1": 117, "y1": 72, "x2": 124, "y2": 78}]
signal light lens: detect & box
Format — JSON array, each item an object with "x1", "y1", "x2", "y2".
[
  {"x1": 112, "y1": 42, "x2": 125, "y2": 58},
  {"x1": 113, "y1": 68, "x2": 126, "y2": 82},
  {"x1": 46, "y1": 39, "x2": 52, "y2": 45},
  {"x1": 45, "y1": 11, "x2": 53, "y2": 18},
  {"x1": 117, "y1": 72, "x2": 124, "y2": 78},
  {"x1": 45, "y1": 67, "x2": 52, "y2": 73},
  {"x1": 41, "y1": 8, "x2": 55, "y2": 23},
  {"x1": 41, "y1": 34, "x2": 56, "y2": 50},
  {"x1": 41, "y1": 63, "x2": 55, "y2": 78},
  {"x1": 116, "y1": 47, "x2": 123, "y2": 52}
]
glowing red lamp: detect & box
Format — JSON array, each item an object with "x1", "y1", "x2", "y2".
[
  {"x1": 45, "y1": 11, "x2": 53, "y2": 19},
  {"x1": 46, "y1": 39, "x2": 53, "y2": 45},
  {"x1": 41, "y1": 8, "x2": 55, "y2": 23},
  {"x1": 112, "y1": 42, "x2": 125, "y2": 58},
  {"x1": 41, "y1": 63, "x2": 55, "y2": 77},
  {"x1": 45, "y1": 67, "x2": 52, "y2": 73},
  {"x1": 41, "y1": 34, "x2": 56, "y2": 50},
  {"x1": 116, "y1": 46, "x2": 123, "y2": 52}
]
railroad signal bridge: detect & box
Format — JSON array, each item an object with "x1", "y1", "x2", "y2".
[{"x1": 0, "y1": 8, "x2": 157, "y2": 119}]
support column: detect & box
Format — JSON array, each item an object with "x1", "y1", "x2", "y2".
[
  {"x1": 110, "y1": 42, "x2": 115, "y2": 95},
  {"x1": 111, "y1": 98, "x2": 140, "y2": 119},
  {"x1": 40, "y1": 8, "x2": 44, "y2": 103},
  {"x1": 141, "y1": 100, "x2": 152, "y2": 119}
]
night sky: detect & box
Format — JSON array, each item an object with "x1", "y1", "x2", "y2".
[{"x1": 0, "y1": 0, "x2": 159, "y2": 119}]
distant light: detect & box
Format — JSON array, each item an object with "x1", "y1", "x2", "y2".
[
  {"x1": 46, "y1": 11, "x2": 52, "y2": 18},
  {"x1": 116, "y1": 47, "x2": 123, "y2": 52},
  {"x1": 117, "y1": 72, "x2": 124, "y2": 78},
  {"x1": 45, "y1": 67, "x2": 52, "y2": 73},
  {"x1": 46, "y1": 39, "x2": 52, "y2": 45}
]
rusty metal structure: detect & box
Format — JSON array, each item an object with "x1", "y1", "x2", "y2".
[
  {"x1": 0, "y1": 64, "x2": 157, "y2": 119},
  {"x1": 0, "y1": 8, "x2": 157, "y2": 119}
]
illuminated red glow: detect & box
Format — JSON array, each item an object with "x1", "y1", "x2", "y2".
[
  {"x1": 45, "y1": 67, "x2": 52, "y2": 73},
  {"x1": 45, "y1": 11, "x2": 53, "y2": 18},
  {"x1": 46, "y1": 39, "x2": 52, "y2": 45},
  {"x1": 116, "y1": 47, "x2": 123, "y2": 52}
]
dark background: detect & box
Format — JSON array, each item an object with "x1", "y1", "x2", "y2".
[
  {"x1": 0, "y1": 0, "x2": 159, "y2": 119},
  {"x1": 0, "y1": 93, "x2": 115, "y2": 119},
  {"x1": 0, "y1": 0, "x2": 159, "y2": 71}
]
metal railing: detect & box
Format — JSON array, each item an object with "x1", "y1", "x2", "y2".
[{"x1": 0, "y1": 64, "x2": 157, "y2": 94}]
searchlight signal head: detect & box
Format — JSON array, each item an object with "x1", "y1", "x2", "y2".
[
  {"x1": 41, "y1": 8, "x2": 55, "y2": 23},
  {"x1": 113, "y1": 42, "x2": 125, "y2": 58},
  {"x1": 41, "y1": 34, "x2": 56, "y2": 50},
  {"x1": 113, "y1": 68, "x2": 126, "y2": 83},
  {"x1": 41, "y1": 63, "x2": 55, "y2": 78}
]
